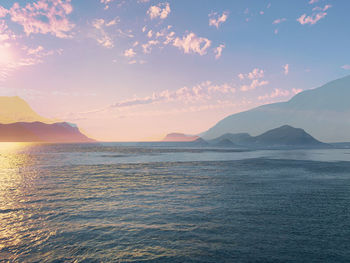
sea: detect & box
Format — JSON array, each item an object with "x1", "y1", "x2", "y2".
[{"x1": 0, "y1": 142, "x2": 350, "y2": 262}]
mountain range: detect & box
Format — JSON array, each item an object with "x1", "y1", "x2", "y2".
[
  {"x1": 201, "y1": 75, "x2": 350, "y2": 142},
  {"x1": 209, "y1": 125, "x2": 328, "y2": 149},
  {"x1": 0, "y1": 96, "x2": 94, "y2": 143}
]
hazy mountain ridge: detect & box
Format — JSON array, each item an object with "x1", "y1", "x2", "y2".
[
  {"x1": 0, "y1": 96, "x2": 54, "y2": 124},
  {"x1": 0, "y1": 122, "x2": 95, "y2": 143},
  {"x1": 208, "y1": 125, "x2": 329, "y2": 149},
  {"x1": 202, "y1": 75, "x2": 350, "y2": 142},
  {"x1": 0, "y1": 96, "x2": 95, "y2": 142},
  {"x1": 163, "y1": 133, "x2": 200, "y2": 142}
]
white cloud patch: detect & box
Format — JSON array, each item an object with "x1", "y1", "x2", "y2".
[
  {"x1": 92, "y1": 18, "x2": 114, "y2": 48},
  {"x1": 147, "y1": 2, "x2": 171, "y2": 20},
  {"x1": 273, "y1": 18, "x2": 287, "y2": 24},
  {"x1": 297, "y1": 5, "x2": 331, "y2": 25},
  {"x1": 283, "y1": 64, "x2": 289, "y2": 75},
  {"x1": 258, "y1": 88, "x2": 290, "y2": 100},
  {"x1": 108, "y1": 81, "x2": 235, "y2": 109},
  {"x1": 142, "y1": 40, "x2": 159, "y2": 54},
  {"x1": 341, "y1": 65, "x2": 350, "y2": 70},
  {"x1": 91, "y1": 17, "x2": 129, "y2": 48},
  {"x1": 124, "y1": 48, "x2": 136, "y2": 58},
  {"x1": 2, "y1": 0, "x2": 74, "y2": 38},
  {"x1": 214, "y1": 44, "x2": 225, "y2": 59},
  {"x1": 209, "y1": 11, "x2": 229, "y2": 29},
  {"x1": 173, "y1": 33, "x2": 211, "y2": 56},
  {"x1": 238, "y1": 68, "x2": 269, "y2": 91},
  {"x1": 309, "y1": 0, "x2": 319, "y2": 4}
]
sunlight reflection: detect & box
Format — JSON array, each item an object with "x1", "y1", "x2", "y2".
[{"x1": 0, "y1": 142, "x2": 39, "y2": 259}]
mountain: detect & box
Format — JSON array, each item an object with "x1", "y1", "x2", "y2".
[
  {"x1": 252, "y1": 125, "x2": 326, "y2": 147},
  {"x1": 202, "y1": 75, "x2": 350, "y2": 142},
  {"x1": 209, "y1": 125, "x2": 329, "y2": 148},
  {"x1": 209, "y1": 133, "x2": 253, "y2": 146},
  {"x1": 163, "y1": 133, "x2": 200, "y2": 142},
  {"x1": 0, "y1": 122, "x2": 95, "y2": 143},
  {"x1": 211, "y1": 138, "x2": 237, "y2": 147},
  {"x1": 0, "y1": 96, "x2": 53, "y2": 124}
]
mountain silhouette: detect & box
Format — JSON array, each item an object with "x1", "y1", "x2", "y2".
[
  {"x1": 0, "y1": 122, "x2": 95, "y2": 143},
  {"x1": 0, "y1": 96, "x2": 54, "y2": 124},
  {"x1": 163, "y1": 133, "x2": 200, "y2": 142},
  {"x1": 202, "y1": 75, "x2": 350, "y2": 142},
  {"x1": 209, "y1": 125, "x2": 328, "y2": 148}
]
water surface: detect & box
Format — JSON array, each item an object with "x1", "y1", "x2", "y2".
[{"x1": 0, "y1": 143, "x2": 350, "y2": 262}]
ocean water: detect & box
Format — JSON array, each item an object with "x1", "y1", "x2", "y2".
[{"x1": 1, "y1": 143, "x2": 350, "y2": 262}]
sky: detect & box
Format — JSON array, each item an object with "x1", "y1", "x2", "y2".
[{"x1": 0, "y1": 0, "x2": 349, "y2": 141}]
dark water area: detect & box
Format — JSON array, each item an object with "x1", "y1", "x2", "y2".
[{"x1": 0, "y1": 143, "x2": 350, "y2": 262}]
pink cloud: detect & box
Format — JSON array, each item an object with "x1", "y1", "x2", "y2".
[
  {"x1": 297, "y1": 5, "x2": 331, "y2": 25},
  {"x1": 147, "y1": 2, "x2": 171, "y2": 20},
  {"x1": 209, "y1": 11, "x2": 229, "y2": 29},
  {"x1": 173, "y1": 33, "x2": 211, "y2": 56},
  {"x1": 273, "y1": 18, "x2": 287, "y2": 24},
  {"x1": 258, "y1": 88, "x2": 290, "y2": 100},
  {"x1": 7, "y1": 0, "x2": 74, "y2": 38},
  {"x1": 214, "y1": 44, "x2": 225, "y2": 59}
]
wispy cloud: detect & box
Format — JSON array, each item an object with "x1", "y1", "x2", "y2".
[
  {"x1": 142, "y1": 40, "x2": 159, "y2": 54},
  {"x1": 214, "y1": 44, "x2": 225, "y2": 59},
  {"x1": 124, "y1": 48, "x2": 136, "y2": 58},
  {"x1": 173, "y1": 33, "x2": 211, "y2": 56},
  {"x1": 341, "y1": 65, "x2": 350, "y2": 70},
  {"x1": 297, "y1": 5, "x2": 331, "y2": 25},
  {"x1": 238, "y1": 68, "x2": 269, "y2": 91},
  {"x1": 147, "y1": 2, "x2": 171, "y2": 20},
  {"x1": 283, "y1": 64, "x2": 289, "y2": 75},
  {"x1": 309, "y1": 0, "x2": 319, "y2": 4},
  {"x1": 209, "y1": 11, "x2": 229, "y2": 29},
  {"x1": 258, "y1": 88, "x2": 290, "y2": 100},
  {"x1": 92, "y1": 18, "x2": 114, "y2": 48},
  {"x1": 91, "y1": 17, "x2": 127, "y2": 48},
  {"x1": 273, "y1": 18, "x2": 287, "y2": 24},
  {"x1": 4, "y1": 0, "x2": 74, "y2": 38}
]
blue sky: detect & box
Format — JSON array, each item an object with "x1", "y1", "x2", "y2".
[{"x1": 0, "y1": 0, "x2": 349, "y2": 140}]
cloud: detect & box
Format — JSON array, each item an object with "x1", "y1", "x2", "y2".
[
  {"x1": 5, "y1": 0, "x2": 74, "y2": 38},
  {"x1": 283, "y1": 64, "x2": 289, "y2": 75},
  {"x1": 102, "y1": 81, "x2": 236, "y2": 109},
  {"x1": 100, "y1": 0, "x2": 114, "y2": 10},
  {"x1": 147, "y1": 2, "x2": 171, "y2": 20},
  {"x1": 91, "y1": 18, "x2": 126, "y2": 48},
  {"x1": 173, "y1": 33, "x2": 211, "y2": 56},
  {"x1": 214, "y1": 44, "x2": 225, "y2": 59},
  {"x1": 341, "y1": 65, "x2": 350, "y2": 70},
  {"x1": 273, "y1": 18, "x2": 287, "y2": 24},
  {"x1": 258, "y1": 88, "x2": 290, "y2": 100},
  {"x1": 297, "y1": 5, "x2": 331, "y2": 25},
  {"x1": 258, "y1": 88, "x2": 301, "y2": 101},
  {"x1": 238, "y1": 68, "x2": 269, "y2": 91},
  {"x1": 92, "y1": 19, "x2": 114, "y2": 48},
  {"x1": 142, "y1": 40, "x2": 159, "y2": 54},
  {"x1": 309, "y1": 0, "x2": 319, "y2": 4},
  {"x1": 209, "y1": 11, "x2": 229, "y2": 29},
  {"x1": 292, "y1": 88, "x2": 303, "y2": 94},
  {"x1": 239, "y1": 68, "x2": 265, "y2": 80},
  {"x1": 241, "y1": 79, "x2": 269, "y2": 91},
  {"x1": 124, "y1": 48, "x2": 136, "y2": 58}
]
